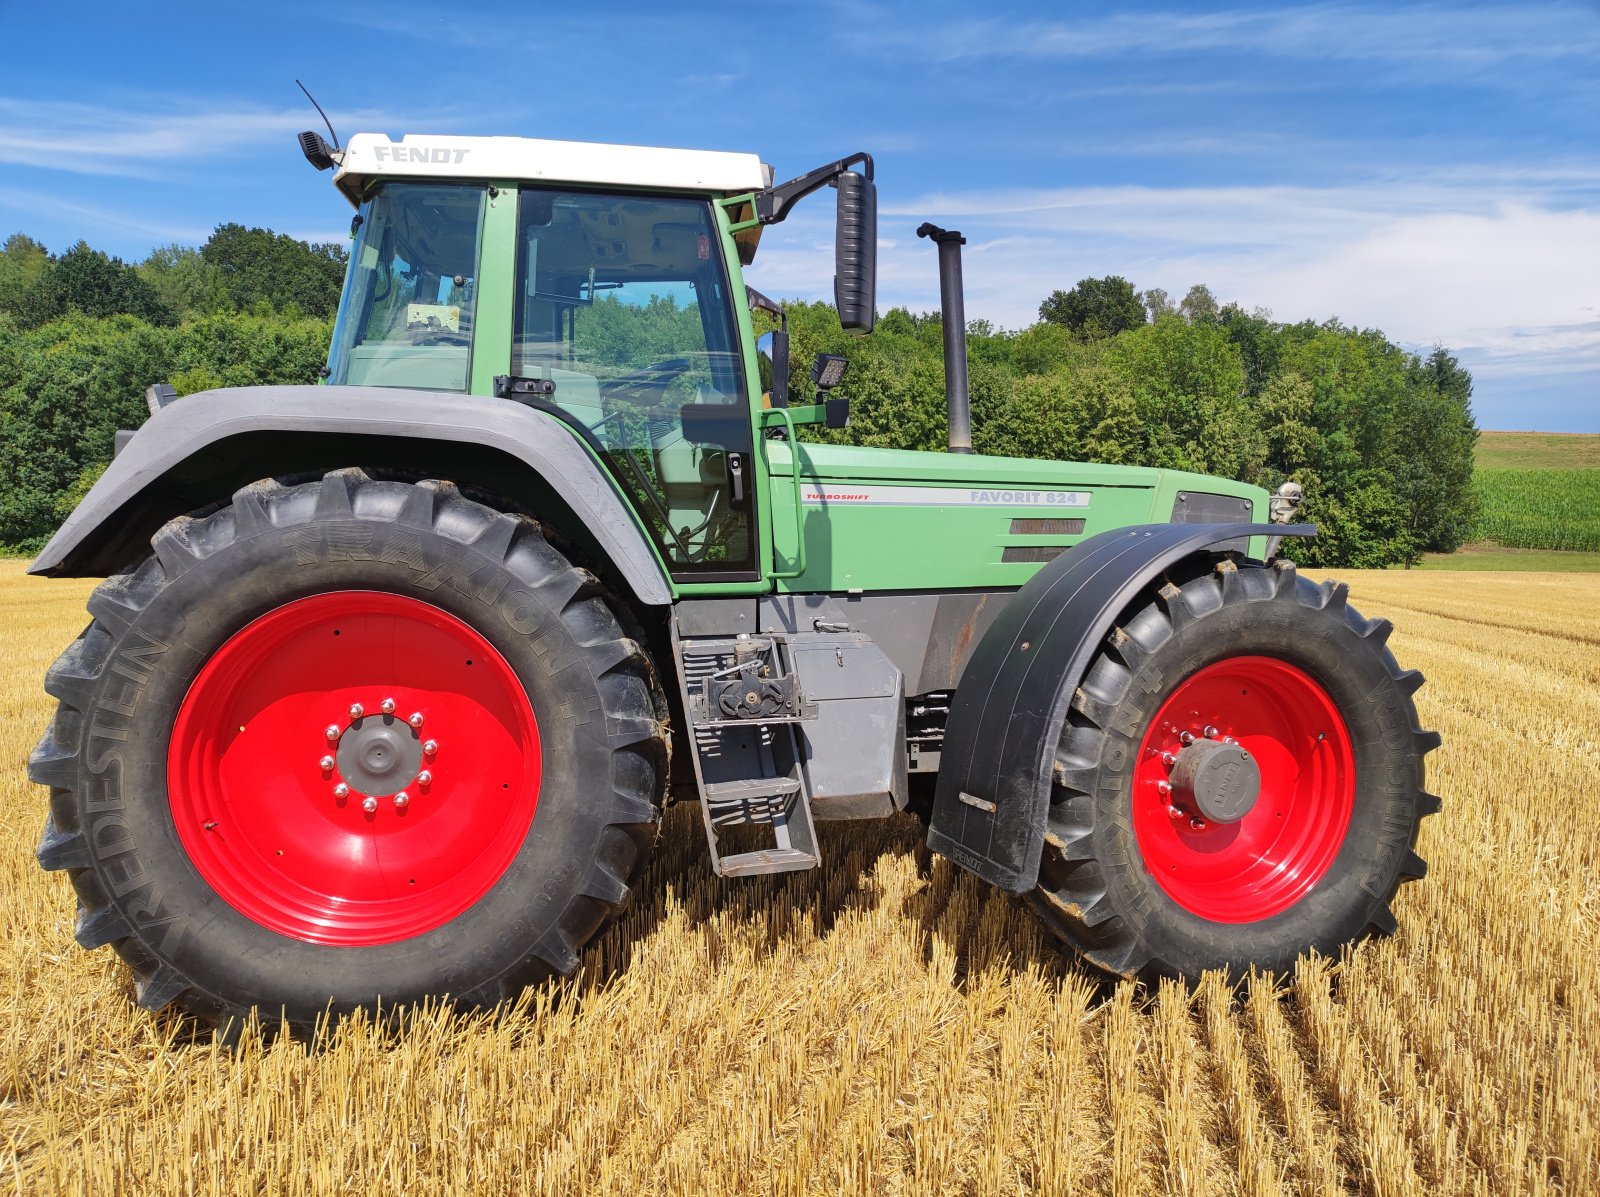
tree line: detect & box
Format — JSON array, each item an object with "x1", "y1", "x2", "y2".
[
  {"x1": 0, "y1": 227, "x2": 345, "y2": 328},
  {"x1": 0, "y1": 228, "x2": 339, "y2": 552},
  {"x1": 0, "y1": 229, "x2": 1476, "y2": 568},
  {"x1": 776, "y1": 275, "x2": 1477, "y2": 568}
]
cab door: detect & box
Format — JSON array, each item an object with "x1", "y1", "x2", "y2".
[{"x1": 510, "y1": 187, "x2": 758, "y2": 583}]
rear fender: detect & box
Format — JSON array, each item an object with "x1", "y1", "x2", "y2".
[
  {"x1": 29, "y1": 385, "x2": 673, "y2": 607},
  {"x1": 927, "y1": 523, "x2": 1315, "y2": 891}
]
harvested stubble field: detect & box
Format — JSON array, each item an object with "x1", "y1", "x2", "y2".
[{"x1": 2, "y1": 560, "x2": 1596, "y2": 1196}]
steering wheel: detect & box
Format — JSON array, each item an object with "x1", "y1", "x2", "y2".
[
  {"x1": 407, "y1": 329, "x2": 470, "y2": 347},
  {"x1": 599, "y1": 358, "x2": 693, "y2": 407}
]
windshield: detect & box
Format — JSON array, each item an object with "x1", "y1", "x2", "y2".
[
  {"x1": 514, "y1": 188, "x2": 755, "y2": 574},
  {"x1": 327, "y1": 183, "x2": 486, "y2": 391}
]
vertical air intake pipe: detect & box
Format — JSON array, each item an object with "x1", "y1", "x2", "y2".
[{"x1": 916, "y1": 223, "x2": 973, "y2": 454}]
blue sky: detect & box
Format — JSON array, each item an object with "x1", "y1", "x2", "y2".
[{"x1": 1, "y1": 0, "x2": 1596, "y2": 430}]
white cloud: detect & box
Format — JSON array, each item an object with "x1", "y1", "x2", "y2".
[
  {"x1": 1224, "y1": 205, "x2": 1600, "y2": 371},
  {"x1": 854, "y1": 3, "x2": 1600, "y2": 72},
  {"x1": 764, "y1": 174, "x2": 1597, "y2": 336},
  {"x1": 0, "y1": 97, "x2": 418, "y2": 176},
  {"x1": 0, "y1": 185, "x2": 209, "y2": 245},
  {"x1": 746, "y1": 171, "x2": 1599, "y2": 425}
]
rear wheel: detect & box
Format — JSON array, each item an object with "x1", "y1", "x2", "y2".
[
  {"x1": 1026, "y1": 557, "x2": 1440, "y2": 982},
  {"x1": 30, "y1": 470, "x2": 667, "y2": 1030}
]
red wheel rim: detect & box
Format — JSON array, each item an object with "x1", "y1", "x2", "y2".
[
  {"x1": 1132, "y1": 656, "x2": 1354, "y2": 923},
  {"x1": 169, "y1": 592, "x2": 541, "y2": 946}
]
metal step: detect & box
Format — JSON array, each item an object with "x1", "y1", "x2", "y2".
[
  {"x1": 716, "y1": 848, "x2": 820, "y2": 877},
  {"x1": 704, "y1": 775, "x2": 804, "y2": 827},
  {"x1": 702, "y1": 777, "x2": 802, "y2": 800},
  {"x1": 670, "y1": 618, "x2": 823, "y2": 880}
]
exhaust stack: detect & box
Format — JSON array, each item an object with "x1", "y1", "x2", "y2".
[{"x1": 917, "y1": 223, "x2": 973, "y2": 454}]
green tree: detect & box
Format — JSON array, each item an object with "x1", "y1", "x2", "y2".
[
  {"x1": 1140, "y1": 287, "x2": 1175, "y2": 322},
  {"x1": 30, "y1": 242, "x2": 176, "y2": 326},
  {"x1": 1009, "y1": 320, "x2": 1080, "y2": 376},
  {"x1": 1179, "y1": 283, "x2": 1220, "y2": 325},
  {"x1": 1393, "y1": 348, "x2": 1478, "y2": 552},
  {"x1": 1038, "y1": 276, "x2": 1147, "y2": 341},
  {"x1": 0, "y1": 233, "x2": 52, "y2": 321},
  {"x1": 1101, "y1": 315, "x2": 1264, "y2": 482},
  {"x1": 139, "y1": 244, "x2": 227, "y2": 318},
  {"x1": 200, "y1": 224, "x2": 347, "y2": 316},
  {"x1": 0, "y1": 310, "x2": 331, "y2": 552},
  {"x1": 1218, "y1": 303, "x2": 1285, "y2": 396}
]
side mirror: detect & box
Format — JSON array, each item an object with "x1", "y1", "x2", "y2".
[
  {"x1": 834, "y1": 171, "x2": 876, "y2": 335},
  {"x1": 756, "y1": 330, "x2": 790, "y2": 408}
]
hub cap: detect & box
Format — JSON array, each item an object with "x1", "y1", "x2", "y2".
[
  {"x1": 169, "y1": 592, "x2": 541, "y2": 946},
  {"x1": 1132, "y1": 655, "x2": 1355, "y2": 923}
]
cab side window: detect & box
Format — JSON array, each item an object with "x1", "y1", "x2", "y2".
[{"x1": 513, "y1": 190, "x2": 754, "y2": 575}]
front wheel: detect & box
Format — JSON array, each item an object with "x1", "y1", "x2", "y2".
[
  {"x1": 30, "y1": 470, "x2": 667, "y2": 1031},
  {"x1": 1026, "y1": 557, "x2": 1440, "y2": 982}
]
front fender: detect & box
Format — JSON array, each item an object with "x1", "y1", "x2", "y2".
[
  {"x1": 927, "y1": 523, "x2": 1314, "y2": 892},
  {"x1": 29, "y1": 385, "x2": 673, "y2": 606}
]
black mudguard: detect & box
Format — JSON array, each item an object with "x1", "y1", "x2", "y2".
[{"x1": 927, "y1": 523, "x2": 1315, "y2": 892}]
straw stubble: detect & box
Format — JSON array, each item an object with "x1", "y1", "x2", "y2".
[{"x1": 3, "y1": 562, "x2": 1594, "y2": 1195}]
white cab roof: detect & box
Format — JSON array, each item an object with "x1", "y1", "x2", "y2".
[{"x1": 334, "y1": 133, "x2": 769, "y2": 205}]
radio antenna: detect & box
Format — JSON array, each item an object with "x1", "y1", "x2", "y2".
[{"x1": 295, "y1": 79, "x2": 340, "y2": 151}]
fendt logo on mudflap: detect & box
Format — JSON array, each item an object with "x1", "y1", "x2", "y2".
[{"x1": 371, "y1": 145, "x2": 470, "y2": 165}]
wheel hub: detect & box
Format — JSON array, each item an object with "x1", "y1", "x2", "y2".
[
  {"x1": 333, "y1": 713, "x2": 424, "y2": 798},
  {"x1": 1170, "y1": 736, "x2": 1260, "y2": 823}
]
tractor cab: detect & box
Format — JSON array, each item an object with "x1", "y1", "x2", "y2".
[
  {"x1": 326, "y1": 163, "x2": 762, "y2": 575},
  {"x1": 318, "y1": 134, "x2": 888, "y2": 586}
]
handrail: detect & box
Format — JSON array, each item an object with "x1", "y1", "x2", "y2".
[{"x1": 760, "y1": 409, "x2": 808, "y2": 580}]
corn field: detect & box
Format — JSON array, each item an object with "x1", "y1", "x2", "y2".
[
  {"x1": 2, "y1": 561, "x2": 1595, "y2": 1195},
  {"x1": 1474, "y1": 469, "x2": 1600, "y2": 552}
]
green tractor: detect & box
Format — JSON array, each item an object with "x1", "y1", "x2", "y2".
[{"x1": 28, "y1": 129, "x2": 1438, "y2": 1030}]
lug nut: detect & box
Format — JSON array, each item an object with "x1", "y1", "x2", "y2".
[
  {"x1": 325, "y1": 724, "x2": 342, "y2": 741},
  {"x1": 1224, "y1": 735, "x2": 1239, "y2": 745},
  {"x1": 349, "y1": 703, "x2": 364, "y2": 720},
  {"x1": 394, "y1": 790, "x2": 410, "y2": 809},
  {"x1": 1160, "y1": 751, "x2": 1177, "y2": 767},
  {"x1": 333, "y1": 783, "x2": 350, "y2": 799},
  {"x1": 318, "y1": 754, "x2": 335, "y2": 772},
  {"x1": 1179, "y1": 730, "x2": 1196, "y2": 746},
  {"x1": 1189, "y1": 816, "x2": 1206, "y2": 829},
  {"x1": 381, "y1": 697, "x2": 397, "y2": 715},
  {"x1": 417, "y1": 770, "x2": 433, "y2": 786},
  {"x1": 408, "y1": 712, "x2": 425, "y2": 729},
  {"x1": 1203, "y1": 725, "x2": 1220, "y2": 739},
  {"x1": 422, "y1": 739, "x2": 438, "y2": 756},
  {"x1": 1157, "y1": 780, "x2": 1172, "y2": 796},
  {"x1": 361, "y1": 796, "x2": 379, "y2": 814}
]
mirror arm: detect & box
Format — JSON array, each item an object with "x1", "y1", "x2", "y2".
[
  {"x1": 755, "y1": 152, "x2": 874, "y2": 225},
  {"x1": 745, "y1": 285, "x2": 788, "y2": 331}
]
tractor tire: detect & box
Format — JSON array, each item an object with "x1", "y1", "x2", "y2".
[
  {"x1": 29, "y1": 470, "x2": 667, "y2": 1032},
  {"x1": 1026, "y1": 556, "x2": 1440, "y2": 983}
]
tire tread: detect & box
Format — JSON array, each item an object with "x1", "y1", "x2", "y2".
[
  {"x1": 1026, "y1": 557, "x2": 1440, "y2": 983},
  {"x1": 31, "y1": 468, "x2": 667, "y2": 1030}
]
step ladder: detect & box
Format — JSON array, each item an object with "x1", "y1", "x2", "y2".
[{"x1": 671, "y1": 624, "x2": 821, "y2": 877}]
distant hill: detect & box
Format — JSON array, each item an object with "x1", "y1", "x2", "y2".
[{"x1": 1476, "y1": 431, "x2": 1600, "y2": 471}]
